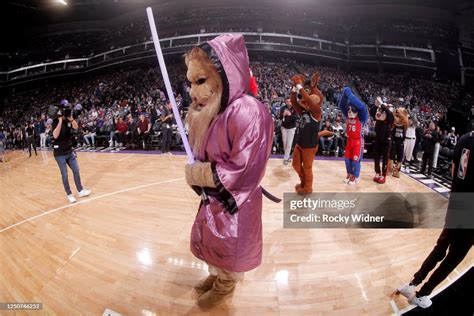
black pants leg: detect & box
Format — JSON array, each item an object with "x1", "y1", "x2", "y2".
[
  {"x1": 162, "y1": 127, "x2": 171, "y2": 153},
  {"x1": 427, "y1": 152, "x2": 434, "y2": 175},
  {"x1": 412, "y1": 229, "x2": 472, "y2": 296},
  {"x1": 27, "y1": 136, "x2": 36, "y2": 156},
  {"x1": 421, "y1": 151, "x2": 434, "y2": 175},
  {"x1": 381, "y1": 145, "x2": 390, "y2": 176},
  {"x1": 374, "y1": 144, "x2": 382, "y2": 174}
]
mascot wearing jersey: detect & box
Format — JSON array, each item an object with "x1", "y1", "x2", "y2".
[
  {"x1": 338, "y1": 87, "x2": 369, "y2": 185},
  {"x1": 290, "y1": 72, "x2": 332, "y2": 195}
]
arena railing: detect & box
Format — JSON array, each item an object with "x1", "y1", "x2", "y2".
[{"x1": 0, "y1": 32, "x2": 437, "y2": 86}]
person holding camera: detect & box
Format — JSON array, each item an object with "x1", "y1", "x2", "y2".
[{"x1": 52, "y1": 105, "x2": 91, "y2": 204}]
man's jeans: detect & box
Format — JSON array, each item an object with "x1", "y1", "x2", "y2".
[{"x1": 55, "y1": 152, "x2": 83, "y2": 195}]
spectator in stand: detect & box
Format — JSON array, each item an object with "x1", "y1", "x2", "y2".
[
  {"x1": 447, "y1": 127, "x2": 457, "y2": 149},
  {"x1": 115, "y1": 117, "x2": 128, "y2": 147},
  {"x1": 83, "y1": 123, "x2": 97, "y2": 148},
  {"x1": 333, "y1": 119, "x2": 345, "y2": 157},
  {"x1": 137, "y1": 113, "x2": 151, "y2": 149},
  {"x1": 279, "y1": 97, "x2": 297, "y2": 165},
  {"x1": 125, "y1": 115, "x2": 137, "y2": 147},
  {"x1": 161, "y1": 102, "x2": 173, "y2": 155},
  {"x1": 320, "y1": 119, "x2": 335, "y2": 155},
  {"x1": 45, "y1": 121, "x2": 52, "y2": 147}
]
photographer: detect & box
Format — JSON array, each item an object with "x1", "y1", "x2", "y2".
[{"x1": 52, "y1": 102, "x2": 91, "y2": 204}]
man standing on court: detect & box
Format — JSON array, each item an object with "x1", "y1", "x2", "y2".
[
  {"x1": 52, "y1": 101, "x2": 91, "y2": 204},
  {"x1": 397, "y1": 125, "x2": 474, "y2": 308}
]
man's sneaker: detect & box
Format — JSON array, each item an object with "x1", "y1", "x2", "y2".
[
  {"x1": 67, "y1": 194, "x2": 77, "y2": 204},
  {"x1": 409, "y1": 295, "x2": 432, "y2": 309},
  {"x1": 78, "y1": 189, "x2": 91, "y2": 198},
  {"x1": 283, "y1": 159, "x2": 288, "y2": 166},
  {"x1": 397, "y1": 284, "x2": 416, "y2": 298}
]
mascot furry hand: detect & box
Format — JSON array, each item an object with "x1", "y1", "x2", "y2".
[
  {"x1": 338, "y1": 87, "x2": 369, "y2": 185},
  {"x1": 184, "y1": 34, "x2": 273, "y2": 309},
  {"x1": 389, "y1": 107, "x2": 409, "y2": 178},
  {"x1": 290, "y1": 72, "x2": 324, "y2": 195},
  {"x1": 370, "y1": 96, "x2": 394, "y2": 184}
]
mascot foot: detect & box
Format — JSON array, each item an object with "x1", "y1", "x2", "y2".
[
  {"x1": 373, "y1": 173, "x2": 381, "y2": 182},
  {"x1": 348, "y1": 175, "x2": 358, "y2": 185},
  {"x1": 194, "y1": 275, "x2": 217, "y2": 296},
  {"x1": 343, "y1": 174, "x2": 351, "y2": 184},
  {"x1": 197, "y1": 277, "x2": 236, "y2": 309},
  {"x1": 387, "y1": 160, "x2": 394, "y2": 174},
  {"x1": 295, "y1": 183, "x2": 303, "y2": 191},
  {"x1": 297, "y1": 187, "x2": 312, "y2": 195}
]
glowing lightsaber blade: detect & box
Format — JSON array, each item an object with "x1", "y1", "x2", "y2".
[
  {"x1": 146, "y1": 7, "x2": 194, "y2": 164},
  {"x1": 146, "y1": 7, "x2": 209, "y2": 205}
]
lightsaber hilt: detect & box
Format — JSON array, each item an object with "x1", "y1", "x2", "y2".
[{"x1": 146, "y1": 7, "x2": 209, "y2": 205}]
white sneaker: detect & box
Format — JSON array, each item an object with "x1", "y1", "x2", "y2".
[
  {"x1": 406, "y1": 168, "x2": 410, "y2": 174},
  {"x1": 348, "y1": 177, "x2": 358, "y2": 185},
  {"x1": 409, "y1": 295, "x2": 432, "y2": 308},
  {"x1": 78, "y1": 189, "x2": 91, "y2": 198},
  {"x1": 67, "y1": 194, "x2": 77, "y2": 204},
  {"x1": 397, "y1": 284, "x2": 416, "y2": 298}
]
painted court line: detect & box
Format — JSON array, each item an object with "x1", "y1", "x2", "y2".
[
  {"x1": 0, "y1": 177, "x2": 184, "y2": 234},
  {"x1": 118, "y1": 154, "x2": 135, "y2": 161}
]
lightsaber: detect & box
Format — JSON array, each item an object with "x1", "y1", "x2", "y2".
[
  {"x1": 146, "y1": 7, "x2": 209, "y2": 205},
  {"x1": 146, "y1": 7, "x2": 194, "y2": 164}
]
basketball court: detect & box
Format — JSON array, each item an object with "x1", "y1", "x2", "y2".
[{"x1": 1, "y1": 150, "x2": 472, "y2": 315}]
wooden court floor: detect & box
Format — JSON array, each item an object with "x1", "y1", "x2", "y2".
[{"x1": 0, "y1": 150, "x2": 472, "y2": 315}]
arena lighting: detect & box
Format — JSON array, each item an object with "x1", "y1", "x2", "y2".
[{"x1": 57, "y1": 0, "x2": 67, "y2": 5}]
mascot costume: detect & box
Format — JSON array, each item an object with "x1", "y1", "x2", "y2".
[
  {"x1": 290, "y1": 72, "x2": 331, "y2": 194},
  {"x1": 388, "y1": 107, "x2": 409, "y2": 178},
  {"x1": 370, "y1": 97, "x2": 394, "y2": 184},
  {"x1": 184, "y1": 34, "x2": 273, "y2": 308},
  {"x1": 338, "y1": 87, "x2": 369, "y2": 185}
]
